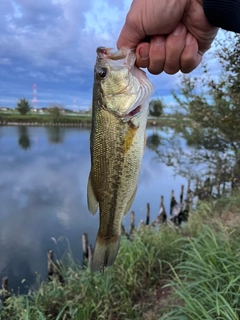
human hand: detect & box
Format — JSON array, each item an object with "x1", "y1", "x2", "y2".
[{"x1": 117, "y1": 0, "x2": 219, "y2": 74}]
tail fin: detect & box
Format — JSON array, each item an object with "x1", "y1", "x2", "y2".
[{"x1": 91, "y1": 235, "x2": 120, "y2": 272}]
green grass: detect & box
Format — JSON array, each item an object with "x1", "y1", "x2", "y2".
[
  {"x1": 0, "y1": 113, "x2": 91, "y2": 124},
  {"x1": 0, "y1": 112, "x2": 188, "y2": 127},
  {"x1": 1, "y1": 195, "x2": 240, "y2": 319},
  {"x1": 162, "y1": 226, "x2": 240, "y2": 320},
  {"x1": 0, "y1": 227, "x2": 182, "y2": 320}
]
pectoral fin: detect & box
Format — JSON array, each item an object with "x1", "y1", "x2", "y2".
[
  {"x1": 124, "y1": 186, "x2": 137, "y2": 216},
  {"x1": 87, "y1": 174, "x2": 98, "y2": 215}
]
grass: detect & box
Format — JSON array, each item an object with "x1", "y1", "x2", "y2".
[
  {"x1": 0, "y1": 112, "x2": 188, "y2": 127},
  {"x1": 1, "y1": 194, "x2": 240, "y2": 319},
  {"x1": 163, "y1": 227, "x2": 240, "y2": 320},
  {"x1": 0, "y1": 113, "x2": 91, "y2": 124}
]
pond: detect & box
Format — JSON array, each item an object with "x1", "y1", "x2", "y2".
[{"x1": 0, "y1": 125, "x2": 190, "y2": 293}]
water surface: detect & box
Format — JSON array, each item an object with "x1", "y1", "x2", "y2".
[{"x1": 0, "y1": 126, "x2": 187, "y2": 292}]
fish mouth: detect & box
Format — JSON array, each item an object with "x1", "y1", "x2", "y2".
[{"x1": 96, "y1": 47, "x2": 136, "y2": 67}]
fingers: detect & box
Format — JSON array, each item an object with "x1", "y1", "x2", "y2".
[
  {"x1": 135, "y1": 35, "x2": 166, "y2": 74},
  {"x1": 164, "y1": 23, "x2": 187, "y2": 74},
  {"x1": 135, "y1": 26, "x2": 202, "y2": 75},
  {"x1": 135, "y1": 42, "x2": 150, "y2": 68},
  {"x1": 147, "y1": 35, "x2": 166, "y2": 74},
  {"x1": 180, "y1": 33, "x2": 202, "y2": 73}
]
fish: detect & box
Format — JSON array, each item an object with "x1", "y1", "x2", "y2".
[{"x1": 87, "y1": 46, "x2": 154, "y2": 272}]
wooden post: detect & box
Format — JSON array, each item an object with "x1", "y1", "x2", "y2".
[
  {"x1": 2, "y1": 277, "x2": 9, "y2": 303},
  {"x1": 130, "y1": 211, "x2": 135, "y2": 235},
  {"x1": 146, "y1": 203, "x2": 150, "y2": 225},
  {"x1": 47, "y1": 250, "x2": 54, "y2": 279},
  {"x1": 82, "y1": 233, "x2": 89, "y2": 261},
  {"x1": 88, "y1": 244, "x2": 93, "y2": 268},
  {"x1": 159, "y1": 195, "x2": 167, "y2": 223},
  {"x1": 170, "y1": 190, "x2": 177, "y2": 216},
  {"x1": 121, "y1": 224, "x2": 126, "y2": 236},
  {"x1": 47, "y1": 250, "x2": 63, "y2": 283},
  {"x1": 180, "y1": 185, "x2": 184, "y2": 203}
]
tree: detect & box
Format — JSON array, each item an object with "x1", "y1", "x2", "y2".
[
  {"x1": 16, "y1": 98, "x2": 31, "y2": 115},
  {"x1": 48, "y1": 106, "x2": 61, "y2": 122},
  {"x1": 148, "y1": 33, "x2": 240, "y2": 195},
  {"x1": 172, "y1": 33, "x2": 240, "y2": 155},
  {"x1": 149, "y1": 99, "x2": 164, "y2": 117}
]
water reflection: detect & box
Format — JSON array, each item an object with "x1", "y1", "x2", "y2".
[
  {"x1": 147, "y1": 127, "x2": 239, "y2": 199},
  {"x1": 45, "y1": 126, "x2": 64, "y2": 144},
  {"x1": 18, "y1": 126, "x2": 31, "y2": 150},
  {"x1": 146, "y1": 132, "x2": 162, "y2": 150},
  {"x1": 0, "y1": 126, "x2": 188, "y2": 293}
]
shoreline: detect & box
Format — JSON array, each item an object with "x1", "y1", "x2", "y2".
[{"x1": 0, "y1": 118, "x2": 179, "y2": 128}]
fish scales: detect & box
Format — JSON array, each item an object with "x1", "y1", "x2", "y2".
[
  {"x1": 87, "y1": 47, "x2": 153, "y2": 271},
  {"x1": 91, "y1": 110, "x2": 141, "y2": 231}
]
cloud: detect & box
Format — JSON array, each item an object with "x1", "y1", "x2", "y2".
[
  {"x1": 0, "y1": 1, "x2": 229, "y2": 109},
  {"x1": 0, "y1": 0, "x2": 131, "y2": 108}
]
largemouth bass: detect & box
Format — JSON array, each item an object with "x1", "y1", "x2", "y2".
[{"x1": 87, "y1": 47, "x2": 153, "y2": 272}]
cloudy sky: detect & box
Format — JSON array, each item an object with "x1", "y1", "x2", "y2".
[{"x1": 0, "y1": 0, "x2": 227, "y2": 110}]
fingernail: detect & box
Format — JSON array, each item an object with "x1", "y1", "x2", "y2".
[
  {"x1": 139, "y1": 46, "x2": 149, "y2": 60},
  {"x1": 186, "y1": 33, "x2": 193, "y2": 45},
  {"x1": 152, "y1": 35, "x2": 165, "y2": 46},
  {"x1": 172, "y1": 24, "x2": 184, "y2": 35}
]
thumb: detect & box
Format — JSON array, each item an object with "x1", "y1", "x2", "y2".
[{"x1": 117, "y1": 17, "x2": 146, "y2": 50}]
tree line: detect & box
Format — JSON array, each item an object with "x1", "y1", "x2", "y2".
[{"x1": 15, "y1": 97, "x2": 165, "y2": 119}]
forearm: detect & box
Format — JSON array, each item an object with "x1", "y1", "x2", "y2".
[{"x1": 203, "y1": 0, "x2": 240, "y2": 32}]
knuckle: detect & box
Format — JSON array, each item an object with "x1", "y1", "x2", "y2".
[{"x1": 164, "y1": 63, "x2": 180, "y2": 74}]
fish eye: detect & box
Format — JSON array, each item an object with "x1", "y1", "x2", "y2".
[{"x1": 98, "y1": 68, "x2": 107, "y2": 79}]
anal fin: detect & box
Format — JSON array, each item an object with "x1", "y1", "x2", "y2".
[
  {"x1": 124, "y1": 186, "x2": 137, "y2": 216},
  {"x1": 87, "y1": 173, "x2": 98, "y2": 215}
]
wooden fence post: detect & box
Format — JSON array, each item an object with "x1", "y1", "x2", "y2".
[
  {"x1": 2, "y1": 276, "x2": 9, "y2": 303},
  {"x1": 88, "y1": 244, "x2": 93, "y2": 268},
  {"x1": 159, "y1": 195, "x2": 167, "y2": 223},
  {"x1": 170, "y1": 190, "x2": 177, "y2": 216},
  {"x1": 180, "y1": 185, "x2": 184, "y2": 203},
  {"x1": 82, "y1": 233, "x2": 89, "y2": 262},
  {"x1": 146, "y1": 203, "x2": 150, "y2": 225},
  {"x1": 47, "y1": 250, "x2": 54, "y2": 279},
  {"x1": 121, "y1": 224, "x2": 126, "y2": 236},
  {"x1": 130, "y1": 211, "x2": 135, "y2": 235}
]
